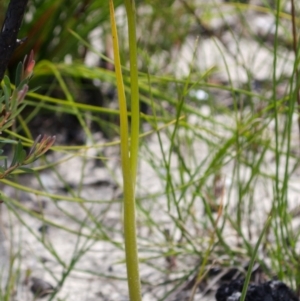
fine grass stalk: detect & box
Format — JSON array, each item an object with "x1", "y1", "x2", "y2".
[
  {"x1": 124, "y1": 0, "x2": 140, "y2": 190},
  {"x1": 109, "y1": 1, "x2": 141, "y2": 300},
  {"x1": 240, "y1": 216, "x2": 272, "y2": 301}
]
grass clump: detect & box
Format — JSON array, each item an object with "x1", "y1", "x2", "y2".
[{"x1": 0, "y1": 0, "x2": 300, "y2": 300}]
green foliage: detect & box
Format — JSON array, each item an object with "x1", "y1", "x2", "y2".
[
  {"x1": 0, "y1": 0, "x2": 300, "y2": 300},
  {"x1": 0, "y1": 51, "x2": 55, "y2": 179}
]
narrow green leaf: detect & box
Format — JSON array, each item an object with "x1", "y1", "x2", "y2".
[
  {"x1": 10, "y1": 91, "x2": 18, "y2": 111},
  {"x1": 3, "y1": 85, "x2": 10, "y2": 111},
  {"x1": 17, "y1": 78, "x2": 30, "y2": 91},
  {"x1": 10, "y1": 140, "x2": 23, "y2": 167},
  {"x1": 0, "y1": 139, "x2": 18, "y2": 145},
  {"x1": 3, "y1": 76, "x2": 11, "y2": 110},
  {"x1": 17, "y1": 167, "x2": 34, "y2": 173},
  {"x1": 29, "y1": 86, "x2": 40, "y2": 93},
  {"x1": 15, "y1": 62, "x2": 23, "y2": 88},
  {"x1": 10, "y1": 104, "x2": 26, "y2": 119},
  {"x1": 1, "y1": 120, "x2": 14, "y2": 132},
  {"x1": 18, "y1": 149, "x2": 27, "y2": 164},
  {"x1": 3, "y1": 76, "x2": 10, "y2": 90}
]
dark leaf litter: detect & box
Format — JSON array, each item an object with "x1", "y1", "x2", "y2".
[{"x1": 216, "y1": 279, "x2": 299, "y2": 301}]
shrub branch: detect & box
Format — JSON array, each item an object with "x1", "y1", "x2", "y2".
[{"x1": 0, "y1": 0, "x2": 29, "y2": 82}]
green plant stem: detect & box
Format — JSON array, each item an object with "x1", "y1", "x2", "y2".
[
  {"x1": 290, "y1": 0, "x2": 300, "y2": 142},
  {"x1": 240, "y1": 216, "x2": 272, "y2": 301},
  {"x1": 124, "y1": 0, "x2": 139, "y2": 190},
  {"x1": 109, "y1": 1, "x2": 141, "y2": 300}
]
